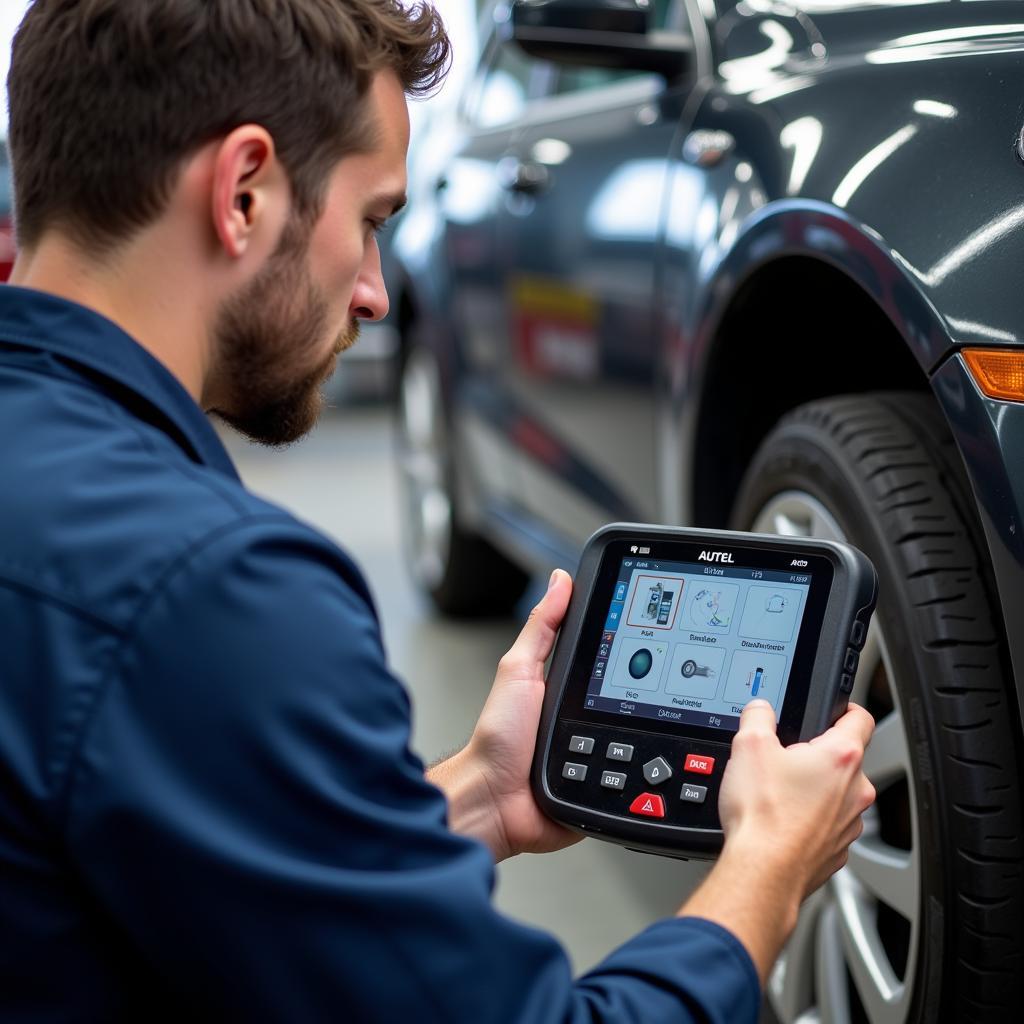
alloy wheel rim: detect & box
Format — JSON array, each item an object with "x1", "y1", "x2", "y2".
[
  {"x1": 397, "y1": 347, "x2": 452, "y2": 590},
  {"x1": 752, "y1": 492, "x2": 920, "y2": 1024}
]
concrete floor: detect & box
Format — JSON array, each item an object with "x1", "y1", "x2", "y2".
[{"x1": 223, "y1": 403, "x2": 710, "y2": 975}]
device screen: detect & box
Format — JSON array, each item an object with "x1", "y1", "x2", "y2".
[{"x1": 583, "y1": 554, "x2": 815, "y2": 734}]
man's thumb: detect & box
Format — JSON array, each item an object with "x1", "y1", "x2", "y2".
[{"x1": 501, "y1": 569, "x2": 573, "y2": 675}]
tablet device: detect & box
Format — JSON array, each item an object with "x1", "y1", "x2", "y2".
[{"x1": 532, "y1": 523, "x2": 877, "y2": 858}]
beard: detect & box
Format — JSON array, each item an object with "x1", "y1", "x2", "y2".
[{"x1": 209, "y1": 218, "x2": 360, "y2": 447}]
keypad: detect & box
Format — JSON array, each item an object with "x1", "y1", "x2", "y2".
[{"x1": 549, "y1": 721, "x2": 730, "y2": 833}]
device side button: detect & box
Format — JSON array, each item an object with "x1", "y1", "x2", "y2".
[
  {"x1": 850, "y1": 620, "x2": 866, "y2": 648},
  {"x1": 562, "y1": 763, "x2": 588, "y2": 782}
]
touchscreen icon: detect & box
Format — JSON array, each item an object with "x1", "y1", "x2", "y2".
[
  {"x1": 626, "y1": 575, "x2": 683, "y2": 630},
  {"x1": 685, "y1": 582, "x2": 738, "y2": 633},
  {"x1": 605, "y1": 636, "x2": 670, "y2": 693},
  {"x1": 738, "y1": 585, "x2": 804, "y2": 643},
  {"x1": 665, "y1": 643, "x2": 726, "y2": 700},
  {"x1": 723, "y1": 650, "x2": 788, "y2": 709}
]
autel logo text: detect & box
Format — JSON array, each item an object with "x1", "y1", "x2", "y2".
[
  {"x1": 698, "y1": 551, "x2": 735, "y2": 564},
  {"x1": 790, "y1": 559, "x2": 809, "y2": 567}
]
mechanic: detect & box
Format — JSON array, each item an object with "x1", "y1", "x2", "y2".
[{"x1": 0, "y1": 1, "x2": 875, "y2": 1021}]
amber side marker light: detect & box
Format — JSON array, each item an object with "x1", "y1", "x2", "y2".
[{"x1": 963, "y1": 348, "x2": 1024, "y2": 402}]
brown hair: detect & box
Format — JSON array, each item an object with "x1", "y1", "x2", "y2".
[{"x1": 7, "y1": 0, "x2": 450, "y2": 252}]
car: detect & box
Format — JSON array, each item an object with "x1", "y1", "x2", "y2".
[{"x1": 390, "y1": 2, "x2": 1024, "y2": 1021}]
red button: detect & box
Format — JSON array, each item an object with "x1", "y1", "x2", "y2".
[
  {"x1": 684, "y1": 753, "x2": 715, "y2": 775},
  {"x1": 629, "y1": 793, "x2": 666, "y2": 818}
]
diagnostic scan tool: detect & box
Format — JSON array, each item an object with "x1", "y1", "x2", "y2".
[{"x1": 532, "y1": 524, "x2": 877, "y2": 859}]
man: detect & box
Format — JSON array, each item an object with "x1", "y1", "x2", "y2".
[{"x1": 0, "y1": 1, "x2": 875, "y2": 1021}]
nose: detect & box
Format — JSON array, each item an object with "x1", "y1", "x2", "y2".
[{"x1": 349, "y1": 239, "x2": 389, "y2": 322}]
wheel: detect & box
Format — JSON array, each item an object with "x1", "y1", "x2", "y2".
[
  {"x1": 682, "y1": 659, "x2": 698, "y2": 678},
  {"x1": 396, "y1": 342, "x2": 529, "y2": 617},
  {"x1": 731, "y1": 393, "x2": 1024, "y2": 1023}
]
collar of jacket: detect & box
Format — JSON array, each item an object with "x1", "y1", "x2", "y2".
[{"x1": 0, "y1": 284, "x2": 241, "y2": 480}]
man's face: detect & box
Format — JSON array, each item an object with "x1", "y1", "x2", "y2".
[{"x1": 211, "y1": 72, "x2": 409, "y2": 446}]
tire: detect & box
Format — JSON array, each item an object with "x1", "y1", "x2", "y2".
[
  {"x1": 396, "y1": 342, "x2": 529, "y2": 617},
  {"x1": 682, "y1": 660, "x2": 697, "y2": 678},
  {"x1": 731, "y1": 393, "x2": 1024, "y2": 1024}
]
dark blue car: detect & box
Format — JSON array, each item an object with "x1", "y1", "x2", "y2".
[{"x1": 390, "y1": 3, "x2": 1024, "y2": 1020}]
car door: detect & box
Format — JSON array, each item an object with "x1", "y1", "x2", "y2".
[
  {"x1": 438, "y1": 27, "x2": 563, "y2": 533},
  {"x1": 495, "y1": 0, "x2": 699, "y2": 554}
]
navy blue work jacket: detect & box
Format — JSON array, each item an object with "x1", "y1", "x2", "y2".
[{"x1": 0, "y1": 285, "x2": 760, "y2": 1022}]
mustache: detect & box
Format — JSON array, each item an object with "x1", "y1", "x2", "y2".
[{"x1": 334, "y1": 319, "x2": 361, "y2": 355}]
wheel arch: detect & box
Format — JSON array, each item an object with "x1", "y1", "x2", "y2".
[{"x1": 686, "y1": 204, "x2": 945, "y2": 529}]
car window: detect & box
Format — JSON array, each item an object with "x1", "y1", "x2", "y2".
[
  {"x1": 468, "y1": 40, "x2": 548, "y2": 129},
  {"x1": 551, "y1": 0, "x2": 678, "y2": 97}
]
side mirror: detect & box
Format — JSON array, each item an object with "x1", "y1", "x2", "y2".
[{"x1": 508, "y1": 0, "x2": 692, "y2": 79}]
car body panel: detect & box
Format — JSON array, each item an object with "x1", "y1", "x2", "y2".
[{"x1": 500, "y1": 76, "x2": 684, "y2": 548}]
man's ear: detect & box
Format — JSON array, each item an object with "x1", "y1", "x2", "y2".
[{"x1": 210, "y1": 125, "x2": 286, "y2": 260}]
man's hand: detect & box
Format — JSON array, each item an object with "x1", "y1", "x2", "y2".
[
  {"x1": 720, "y1": 699, "x2": 876, "y2": 897},
  {"x1": 427, "y1": 569, "x2": 580, "y2": 862},
  {"x1": 682, "y1": 700, "x2": 875, "y2": 983}
]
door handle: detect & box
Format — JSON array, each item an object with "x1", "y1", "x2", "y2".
[
  {"x1": 498, "y1": 156, "x2": 551, "y2": 195},
  {"x1": 682, "y1": 129, "x2": 736, "y2": 168}
]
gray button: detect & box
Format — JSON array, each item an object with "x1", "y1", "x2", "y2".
[
  {"x1": 643, "y1": 756, "x2": 673, "y2": 786},
  {"x1": 569, "y1": 735, "x2": 595, "y2": 755},
  {"x1": 606, "y1": 742, "x2": 634, "y2": 762},
  {"x1": 562, "y1": 762, "x2": 588, "y2": 781},
  {"x1": 600, "y1": 771, "x2": 627, "y2": 790},
  {"x1": 680, "y1": 783, "x2": 707, "y2": 804}
]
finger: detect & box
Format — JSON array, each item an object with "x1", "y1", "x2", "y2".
[
  {"x1": 736, "y1": 699, "x2": 777, "y2": 737},
  {"x1": 499, "y1": 570, "x2": 573, "y2": 678},
  {"x1": 825, "y1": 703, "x2": 876, "y2": 748}
]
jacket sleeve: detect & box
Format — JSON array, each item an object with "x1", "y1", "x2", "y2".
[{"x1": 63, "y1": 515, "x2": 760, "y2": 1024}]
